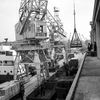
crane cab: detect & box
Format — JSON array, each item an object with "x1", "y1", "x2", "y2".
[{"x1": 15, "y1": 20, "x2": 47, "y2": 41}]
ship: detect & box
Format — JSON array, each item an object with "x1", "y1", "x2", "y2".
[
  {"x1": 0, "y1": 45, "x2": 15, "y2": 83},
  {"x1": 0, "y1": 44, "x2": 37, "y2": 84}
]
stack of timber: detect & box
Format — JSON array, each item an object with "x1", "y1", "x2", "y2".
[{"x1": 0, "y1": 80, "x2": 20, "y2": 100}]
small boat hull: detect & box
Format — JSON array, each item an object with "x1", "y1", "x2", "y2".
[{"x1": 0, "y1": 75, "x2": 13, "y2": 83}]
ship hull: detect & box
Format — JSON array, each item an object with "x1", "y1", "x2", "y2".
[{"x1": 0, "y1": 75, "x2": 13, "y2": 83}]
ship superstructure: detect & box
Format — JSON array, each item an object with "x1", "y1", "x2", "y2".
[{"x1": 0, "y1": 45, "x2": 15, "y2": 83}]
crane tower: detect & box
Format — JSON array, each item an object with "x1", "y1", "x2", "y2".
[{"x1": 14, "y1": 0, "x2": 49, "y2": 83}]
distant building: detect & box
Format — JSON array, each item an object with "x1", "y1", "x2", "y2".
[{"x1": 90, "y1": 0, "x2": 100, "y2": 58}]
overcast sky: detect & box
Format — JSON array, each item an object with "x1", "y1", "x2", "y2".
[{"x1": 0, "y1": 0, "x2": 94, "y2": 41}]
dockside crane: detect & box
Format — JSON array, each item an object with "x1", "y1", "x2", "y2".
[
  {"x1": 70, "y1": 0, "x2": 82, "y2": 48},
  {"x1": 46, "y1": 7, "x2": 66, "y2": 62},
  {"x1": 0, "y1": 0, "x2": 67, "y2": 83},
  {"x1": 14, "y1": 0, "x2": 50, "y2": 84}
]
